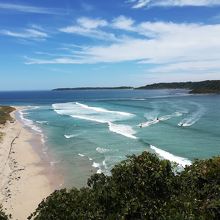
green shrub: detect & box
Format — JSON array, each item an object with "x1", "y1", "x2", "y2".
[
  {"x1": 29, "y1": 152, "x2": 220, "y2": 220},
  {"x1": 0, "y1": 106, "x2": 15, "y2": 125}
]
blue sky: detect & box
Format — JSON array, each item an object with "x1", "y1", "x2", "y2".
[{"x1": 0, "y1": 0, "x2": 220, "y2": 90}]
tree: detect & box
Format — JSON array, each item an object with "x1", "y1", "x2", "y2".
[{"x1": 29, "y1": 152, "x2": 220, "y2": 220}]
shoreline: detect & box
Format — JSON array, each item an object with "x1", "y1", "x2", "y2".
[{"x1": 0, "y1": 107, "x2": 61, "y2": 219}]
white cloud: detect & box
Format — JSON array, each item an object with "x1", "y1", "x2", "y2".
[
  {"x1": 77, "y1": 17, "x2": 108, "y2": 29},
  {"x1": 128, "y1": 0, "x2": 220, "y2": 8},
  {"x1": 0, "y1": 3, "x2": 63, "y2": 14},
  {"x1": 25, "y1": 57, "x2": 84, "y2": 64},
  {"x1": 148, "y1": 60, "x2": 220, "y2": 74},
  {"x1": 112, "y1": 16, "x2": 135, "y2": 30},
  {"x1": 130, "y1": 0, "x2": 151, "y2": 9},
  {"x1": 60, "y1": 26, "x2": 116, "y2": 41},
  {"x1": 0, "y1": 28, "x2": 48, "y2": 39},
  {"x1": 59, "y1": 17, "x2": 118, "y2": 41},
  {"x1": 70, "y1": 22, "x2": 220, "y2": 65},
  {"x1": 27, "y1": 20, "x2": 220, "y2": 78}
]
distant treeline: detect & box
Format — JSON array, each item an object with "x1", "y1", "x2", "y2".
[
  {"x1": 53, "y1": 80, "x2": 220, "y2": 94},
  {"x1": 136, "y1": 80, "x2": 220, "y2": 94},
  {"x1": 52, "y1": 86, "x2": 133, "y2": 91}
]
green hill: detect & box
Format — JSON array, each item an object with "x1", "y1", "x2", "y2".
[{"x1": 136, "y1": 80, "x2": 220, "y2": 94}]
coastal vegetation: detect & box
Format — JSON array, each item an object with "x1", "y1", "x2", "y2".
[
  {"x1": 0, "y1": 106, "x2": 15, "y2": 142},
  {"x1": 0, "y1": 106, "x2": 15, "y2": 125},
  {"x1": 28, "y1": 152, "x2": 220, "y2": 220},
  {"x1": 52, "y1": 80, "x2": 220, "y2": 94},
  {"x1": 136, "y1": 80, "x2": 220, "y2": 94}
]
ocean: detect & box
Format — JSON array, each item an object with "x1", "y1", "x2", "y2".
[{"x1": 0, "y1": 89, "x2": 220, "y2": 187}]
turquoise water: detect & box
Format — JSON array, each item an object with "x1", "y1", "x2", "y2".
[{"x1": 1, "y1": 90, "x2": 219, "y2": 187}]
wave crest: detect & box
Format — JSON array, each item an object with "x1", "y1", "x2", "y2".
[
  {"x1": 150, "y1": 145, "x2": 191, "y2": 167},
  {"x1": 108, "y1": 122, "x2": 137, "y2": 139}
]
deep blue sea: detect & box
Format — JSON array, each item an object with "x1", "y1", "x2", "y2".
[{"x1": 0, "y1": 89, "x2": 220, "y2": 187}]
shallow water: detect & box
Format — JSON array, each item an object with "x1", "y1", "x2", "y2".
[{"x1": 1, "y1": 89, "x2": 220, "y2": 187}]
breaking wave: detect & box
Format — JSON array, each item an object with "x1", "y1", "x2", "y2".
[
  {"x1": 18, "y1": 108, "x2": 46, "y2": 145},
  {"x1": 52, "y1": 102, "x2": 133, "y2": 123},
  {"x1": 75, "y1": 102, "x2": 132, "y2": 116},
  {"x1": 36, "y1": 121, "x2": 48, "y2": 124},
  {"x1": 19, "y1": 109, "x2": 42, "y2": 133},
  {"x1": 64, "y1": 134, "x2": 79, "y2": 139},
  {"x1": 150, "y1": 145, "x2": 192, "y2": 167},
  {"x1": 53, "y1": 102, "x2": 136, "y2": 139},
  {"x1": 92, "y1": 162, "x2": 103, "y2": 174},
  {"x1": 108, "y1": 122, "x2": 137, "y2": 139}
]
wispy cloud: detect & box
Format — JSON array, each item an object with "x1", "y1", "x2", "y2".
[
  {"x1": 0, "y1": 3, "x2": 64, "y2": 15},
  {"x1": 112, "y1": 16, "x2": 135, "y2": 30},
  {"x1": 59, "y1": 17, "x2": 118, "y2": 41},
  {"x1": 128, "y1": 0, "x2": 220, "y2": 8},
  {"x1": 26, "y1": 18, "x2": 220, "y2": 78},
  {"x1": 77, "y1": 17, "x2": 108, "y2": 29},
  {"x1": 0, "y1": 28, "x2": 48, "y2": 40},
  {"x1": 25, "y1": 57, "x2": 84, "y2": 64},
  {"x1": 147, "y1": 60, "x2": 220, "y2": 74}
]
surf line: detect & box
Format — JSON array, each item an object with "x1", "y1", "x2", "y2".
[{"x1": 138, "y1": 139, "x2": 191, "y2": 168}]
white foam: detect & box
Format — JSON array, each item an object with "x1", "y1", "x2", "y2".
[
  {"x1": 92, "y1": 159, "x2": 109, "y2": 174},
  {"x1": 52, "y1": 102, "x2": 134, "y2": 125},
  {"x1": 108, "y1": 122, "x2": 137, "y2": 139},
  {"x1": 178, "y1": 103, "x2": 205, "y2": 127},
  {"x1": 97, "y1": 169, "x2": 102, "y2": 174},
  {"x1": 92, "y1": 162, "x2": 100, "y2": 168},
  {"x1": 96, "y1": 147, "x2": 111, "y2": 154},
  {"x1": 92, "y1": 161, "x2": 102, "y2": 173},
  {"x1": 150, "y1": 145, "x2": 192, "y2": 167},
  {"x1": 159, "y1": 112, "x2": 183, "y2": 121},
  {"x1": 19, "y1": 110, "x2": 42, "y2": 133},
  {"x1": 70, "y1": 115, "x2": 107, "y2": 123},
  {"x1": 102, "y1": 160, "x2": 108, "y2": 169},
  {"x1": 64, "y1": 134, "x2": 78, "y2": 139},
  {"x1": 75, "y1": 102, "x2": 133, "y2": 116},
  {"x1": 78, "y1": 153, "x2": 85, "y2": 157},
  {"x1": 36, "y1": 121, "x2": 48, "y2": 124},
  {"x1": 131, "y1": 98, "x2": 146, "y2": 101},
  {"x1": 140, "y1": 111, "x2": 183, "y2": 127},
  {"x1": 18, "y1": 108, "x2": 46, "y2": 146},
  {"x1": 53, "y1": 102, "x2": 136, "y2": 139},
  {"x1": 139, "y1": 118, "x2": 159, "y2": 128}
]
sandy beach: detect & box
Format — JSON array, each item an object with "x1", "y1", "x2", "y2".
[{"x1": 0, "y1": 107, "x2": 56, "y2": 219}]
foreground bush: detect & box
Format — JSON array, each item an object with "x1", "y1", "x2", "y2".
[{"x1": 29, "y1": 152, "x2": 220, "y2": 220}]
